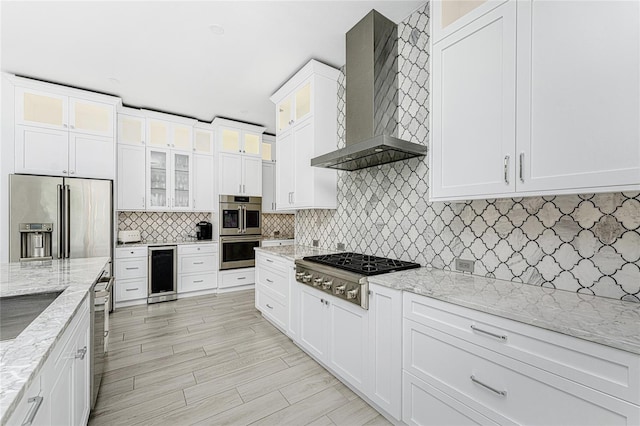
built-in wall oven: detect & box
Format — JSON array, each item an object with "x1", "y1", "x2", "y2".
[
  {"x1": 219, "y1": 195, "x2": 262, "y2": 270},
  {"x1": 220, "y1": 195, "x2": 262, "y2": 236}
]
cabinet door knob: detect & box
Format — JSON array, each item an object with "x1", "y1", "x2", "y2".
[
  {"x1": 63, "y1": 170, "x2": 67, "y2": 174},
  {"x1": 70, "y1": 171, "x2": 75, "y2": 174},
  {"x1": 70, "y1": 125, "x2": 75, "y2": 129},
  {"x1": 63, "y1": 124, "x2": 68, "y2": 128}
]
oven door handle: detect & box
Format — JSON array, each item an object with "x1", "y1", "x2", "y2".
[
  {"x1": 242, "y1": 206, "x2": 247, "y2": 234},
  {"x1": 237, "y1": 207, "x2": 243, "y2": 234},
  {"x1": 220, "y1": 236, "x2": 261, "y2": 242}
]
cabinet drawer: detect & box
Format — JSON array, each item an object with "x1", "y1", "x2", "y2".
[
  {"x1": 115, "y1": 257, "x2": 147, "y2": 280},
  {"x1": 403, "y1": 293, "x2": 640, "y2": 404},
  {"x1": 256, "y1": 289, "x2": 287, "y2": 330},
  {"x1": 404, "y1": 318, "x2": 640, "y2": 426},
  {"x1": 256, "y1": 253, "x2": 289, "y2": 275},
  {"x1": 256, "y1": 267, "x2": 288, "y2": 300},
  {"x1": 178, "y1": 244, "x2": 217, "y2": 256},
  {"x1": 402, "y1": 371, "x2": 497, "y2": 426},
  {"x1": 261, "y1": 239, "x2": 294, "y2": 247},
  {"x1": 116, "y1": 278, "x2": 147, "y2": 302},
  {"x1": 6, "y1": 374, "x2": 43, "y2": 426},
  {"x1": 219, "y1": 268, "x2": 255, "y2": 289},
  {"x1": 115, "y1": 246, "x2": 147, "y2": 258},
  {"x1": 180, "y1": 254, "x2": 216, "y2": 274},
  {"x1": 179, "y1": 272, "x2": 217, "y2": 293}
]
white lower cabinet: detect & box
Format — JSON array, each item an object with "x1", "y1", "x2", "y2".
[
  {"x1": 367, "y1": 283, "x2": 402, "y2": 420},
  {"x1": 261, "y1": 239, "x2": 295, "y2": 248},
  {"x1": 7, "y1": 297, "x2": 90, "y2": 426},
  {"x1": 115, "y1": 247, "x2": 148, "y2": 307},
  {"x1": 402, "y1": 293, "x2": 640, "y2": 426},
  {"x1": 255, "y1": 252, "x2": 294, "y2": 334},
  {"x1": 177, "y1": 243, "x2": 217, "y2": 295},
  {"x1": 218, "y1": 267, "x2": 255, "y2": 290}
]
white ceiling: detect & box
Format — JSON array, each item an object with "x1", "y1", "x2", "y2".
[{"x1": 1, "y1": 1, "x2": 425, "y2": 134}]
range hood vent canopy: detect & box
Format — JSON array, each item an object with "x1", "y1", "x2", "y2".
[{"x1": 311, "y1": 10, "x2": 426, "y2": 171}]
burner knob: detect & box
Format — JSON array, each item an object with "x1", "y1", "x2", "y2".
[
  {"x1": 295, "y1": 272, "x2": 305, "y2": 280},
  {"x1": 335, "y1": 285, "x2": 346, "y2": 295},
  {"x1": 313, "y1": 277, "x2": 323, "y2": 287},
  {"x1": 321, "y1": 280, "x2": 333, "y2": 290},
  {"x1": 347, "y1": 289, "x2": 359, "y2": 300},
  {"x1": 303, "y1": 274, "x2": 312, "y2": 283}
]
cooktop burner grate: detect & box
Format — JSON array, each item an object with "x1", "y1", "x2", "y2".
[{"x1": 302, "y1": 252, "x2": 420, "y2": 276}]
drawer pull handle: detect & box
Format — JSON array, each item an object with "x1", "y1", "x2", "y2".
[
  {"x1": 22, "y1": 395, "x2": 44, "y2": 426},
  {"x1": 237, "y1": 277, "x2": 246, "y2": 280},
  {"x1": 125, "y1": 267, "x2": 139, "y2": 270},
  {"x1": 266, "y1": 304, "x2": 273, "y2": 309},
  {"x1": 193, "y1": 262, "x2": 204, "y2": 265},
  {"x1": 266, "y1": 259, "x2": 273, "y2": 263},
  {"x1": 125, "y1": 288, "x2": 139, "y2": 291},
  {"x1": 266, "y1": 279, "x2": 273, "y2": 283},
  {"x1": 470, "y1": 375, "x2": 507, "y2": 397},
  {"x1": 193, "y1": 280, "x2": 204, "y2": 283},
  {"x1": 471, "y1": 325, "x2": 507, "y2": 341}
]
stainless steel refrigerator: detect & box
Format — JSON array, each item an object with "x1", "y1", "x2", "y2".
[{"x1": 9, "y1": 174, "x2": 113, "y2": 262}]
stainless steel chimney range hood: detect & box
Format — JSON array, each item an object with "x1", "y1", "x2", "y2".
[{"x1": 311, "y1": 10, "x2": 427, "y2": 171}]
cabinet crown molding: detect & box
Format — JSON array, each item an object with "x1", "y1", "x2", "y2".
[
  {"x1": 211, "y1": 117, "x2": 266, "y2": 133},
  {"x1": 5, "y1": 73, "x2": 122, "y2": 106},
  {"x1": 269, "y1": 59, "x2": 341, "y2": 104}
]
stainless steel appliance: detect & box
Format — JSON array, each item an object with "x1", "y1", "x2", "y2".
[
  {"x1": 219, "y1": 195, "x2": 262, "y2": 236},
  {"x1": 196, "y1": 221, "x2": 212, "y2": 240},
  {"x1": 9, "y1": 174, "x2": 113, "y2": 262},
  {"x1": 92, "y1": 271, "x2": 112, "y2": 409},
  {"x1": 310, "y1": 10, "x2": 427, "y2": 171},
  {"x1": 18, "y1": 223, "x2": 53, "y2": 261},
  {"x1": 148, "y1": 246, "x2": 177, "y2": 303},
  {"x1": 295, "y1": 253, "x2": 420, "y2": 309},
  {"x1": 220, "y1": 235, "x2": 261, "y2": 270}
]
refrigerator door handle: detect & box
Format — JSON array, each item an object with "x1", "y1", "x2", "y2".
[
  {"x1": 57, "y1": 184, "x2": 63, "y2": 259},
  {"x1": 63, "y1": 185, "x2": 71, "y2": 258}
]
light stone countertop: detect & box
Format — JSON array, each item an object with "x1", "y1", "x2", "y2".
[
  {"x1": 255, "y1": 245, "x2": 339, "y2": 262},
  {"x1": 369, "y1": 267, "x2": 640, "y2": 355},
  {"x1": 116, "y1": 239, "x2": 217, "y2": 248},
  {"x1": 0, "y1": 257, "x2": 110, "y2": 424}
]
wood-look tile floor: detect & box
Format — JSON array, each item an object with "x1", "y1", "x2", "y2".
[{"x1": 89, "y1": 290, "x2": 391, "y2": 426}]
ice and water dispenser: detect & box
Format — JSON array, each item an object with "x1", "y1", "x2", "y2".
[{"x1": 19, "y1": 223, "x2": 53, "y2": 261}]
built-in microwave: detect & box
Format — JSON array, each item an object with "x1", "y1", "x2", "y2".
[{"x1": 219, "y1": 195, "x2": 262, "y2": 236}]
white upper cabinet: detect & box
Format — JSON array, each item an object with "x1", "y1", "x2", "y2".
[
  {"x1": 146, "y1": 147, "x2": 193, "y2": 211},
  {"x1": 68, "y1": 98, "x2": 114, "y2": 137},
  {"x1": 270, "y1": 60, "x2": 339, "y2": 210},
  {"x1": 432, "y1": 0, "x2": 508, "y2": 44},
  {"x1": 276, "y1": 81, "x2": 312, "y2": 134},
  {"x1": 193, "y1": 153, "x2": 215, "y2": 211},
  {"x1": 431, "y1": 0, "x2": 516, "y2": 200},
  {"x1": 262, "y1": 134, "x2": 276, "y2": 162},
  {"x1": 11, "y1": 77, "x2": 119, "y2": 179},
  {"x1": 515, "y1": 0, "x2": 640, "y2": 194},
  {"x1": 193, "y1": 126, "x2": 214, "y2": 155},
  {"x1": 145, "y1": 112, "x2": 194, "y2": 152},
  {"x1": 213, "y1": 118, "x2": 265, "y2": 196},
  {"x1": 430, "y1": 0, "x2": 640, "y2": 201},
  {"x1": 117, "y1": 110, "x2": 146, "y2": 146},
  {"x1": 117, "y1": 144, "x2": 146, "y2": 210}
]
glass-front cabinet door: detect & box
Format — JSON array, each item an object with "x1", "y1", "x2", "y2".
[
  {"x1": 242, "y1": 132, "x2": 261, "y2": 157},
  {"x1": 147, "y1": 119, "x2": 171, "y2": 147},
  {"x1": 172, "y1": 124, "x2": 192, "y2": 151},
  {"x1": 147, "y1": 148, "x2": 170, "y2": 210},
  {"x1": 15, "y1": 87, "x2": 68, "y2": 131},
  {"x1": 219, "y1": 128, "x2": 241, "y2": 153},
  {"x1": 277, "y1": 97, "x2": 292, "y2": 133},
  {"x1": 294, "y1": 82, "x2": 312, "y2": 122},
  {"x1": 194, "y1": 128, "x2": 214, "y2": 154},
  {"x1": 69, "y1": 98, "x2": 114, "y2": 137},
  {"x1": 171, "y1": 152, "x2": 192, "y2": 210},
  {"x1": 117, "y1": 114, "x2": 146, "y2": 145}
]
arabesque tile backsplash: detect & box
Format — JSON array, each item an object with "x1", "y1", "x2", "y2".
[
  {"x1": 262, "y1": 214, "x2": 295, "y2": 238},
  {"x1": 118, "y1": 211, "x2": 213, "y2": 241},
  {"x1": 295, "y1": 4, "x2": 640, "y2": 302}
]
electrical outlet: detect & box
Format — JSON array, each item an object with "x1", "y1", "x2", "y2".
[
  {"x1": 337, "y1": 242, "x2": 345, "y2": 251},
  {"x1": 455, "y1": 258, "x2": 475, "y2": 273},
  {"x1": 313, "y1": 240, "x2": 319, "y2": 247}
]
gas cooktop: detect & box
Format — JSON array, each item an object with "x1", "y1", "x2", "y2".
[{"x1": 302, "y1": 252, "x2": 421, "y2": 277}]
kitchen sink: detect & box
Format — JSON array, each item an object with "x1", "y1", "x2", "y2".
[{"x1": 0, "y1": 291, "x2": 64, "y2": 341}]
